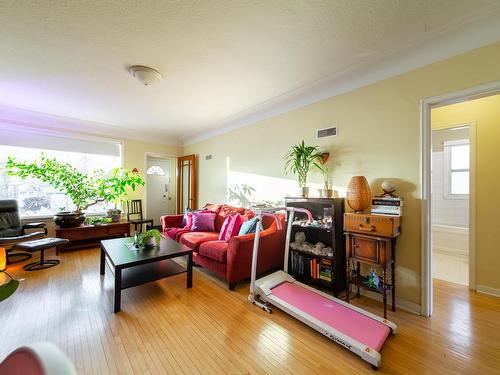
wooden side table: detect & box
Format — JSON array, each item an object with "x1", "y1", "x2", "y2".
[{"x1": 344, "y1": 213, "x2": 401, "y2": 318}]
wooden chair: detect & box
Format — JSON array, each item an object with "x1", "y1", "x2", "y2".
[{"x1": 127, "y1": 200, "x2": 153, "y2": 234}]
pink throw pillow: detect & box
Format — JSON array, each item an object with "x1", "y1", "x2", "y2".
[
  {"x1": 191, "y1": 211, "x2": 216, "y2": 232},
  {"x1": 218, "y1": 215, "x2": 232, "y2": 241},
  {"x1": 224, "y1": 214, "x2": 244, "y2": 242},
  {"x1": 183, "y1": 212, "x2": 193, "y2": 229}
]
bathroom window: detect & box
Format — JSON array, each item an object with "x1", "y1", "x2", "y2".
[{"x1": 444, "y1": 140, "x2": 469, "y2": 199}]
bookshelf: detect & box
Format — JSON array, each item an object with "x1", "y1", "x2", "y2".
[{"x1": 285, "y1": 197, "x2": 346, "y2": 297}]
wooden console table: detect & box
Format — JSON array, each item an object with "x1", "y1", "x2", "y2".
[
  {"x1": 344, "y1": 213, "x2": 401, "y2": 318},
  {"x1": 56, "y1": 220, "x2": 130, "y2": 252}
]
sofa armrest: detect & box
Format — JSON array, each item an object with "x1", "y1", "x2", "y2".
[
  {"x1": 23, "y1": 222, "x2": 48, "y2": 235},
  {"x1": 226, "y1": 228, "x2": 285, "y2": 283},
  {"x1": 160, "y1": 214, "x2": 184, "y2": 232}
]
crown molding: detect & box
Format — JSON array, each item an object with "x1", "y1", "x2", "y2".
[
  {"x1": 181, "y1": 11, "x2": 500, "y2": 146},
  {"x1": 0, "y1": 105, "x2": 181, "y2": 147}
]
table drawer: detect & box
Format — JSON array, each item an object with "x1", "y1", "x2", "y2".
[
  {"x1": 344, "y1": 213, "x2": 401, "y2": 238},
  {"x1": 346, "y1": 233, "x2": 393, "y2": 265}
]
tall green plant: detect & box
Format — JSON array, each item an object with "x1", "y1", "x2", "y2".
[
  {"x1": 284, "y1": 140, "x2": 323, "y2": 187},
  {"x1": 5, "y1": 155, "x2": 144, "y2": 212}
]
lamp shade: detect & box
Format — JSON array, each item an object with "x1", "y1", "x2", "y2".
[{"x1": 0, "y1": 248, "x2": 6, "y2": 271}]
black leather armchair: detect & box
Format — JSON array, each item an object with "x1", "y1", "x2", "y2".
[{"x1": 0, "y1": 200, "x2": 48, "y2": 263}]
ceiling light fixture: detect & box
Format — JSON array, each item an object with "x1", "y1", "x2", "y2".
[{"x1": 128, "y1": 65, "x2": 162, "y2": 86}]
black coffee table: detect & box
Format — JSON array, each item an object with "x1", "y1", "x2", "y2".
[{"x1": 100, "y1": 237, "x2": 193, "y2": 313}]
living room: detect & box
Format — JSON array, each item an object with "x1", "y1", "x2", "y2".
[{"x1": 1, "y1": 1, "x2": 500, "y2": 374}]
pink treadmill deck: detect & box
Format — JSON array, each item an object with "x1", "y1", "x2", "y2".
[{"x1": 271, "y1": 282, "x2": 390, "y2": 351}]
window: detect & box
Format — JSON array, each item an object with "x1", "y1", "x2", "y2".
[
  {"x1": 146, "y1": 165, "x2": 165, "y2": 175},
  {"x1": 0, "y1": 131, "x2": 122, "y2": 217},
  {"x1": 444, "y1": 139, "x2": 469, "y2": 199}
]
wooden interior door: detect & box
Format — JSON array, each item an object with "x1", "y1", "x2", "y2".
[{"x1": 177, "y1": 154, "x2": 197, "y2": 213}]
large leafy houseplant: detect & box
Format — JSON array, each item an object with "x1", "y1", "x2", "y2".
[
  {"x1": 5, "y1": 155, "x2": 144, "y2": 214},
  {"x1": 284, "y1": 140, "x2": 323, "y2": 196}
]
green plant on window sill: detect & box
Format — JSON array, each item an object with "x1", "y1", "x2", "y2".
[
  {"x1": 84, "y1": 216, "x2": 112, "y2": 226},
  {"x1": 5, "y1": 155, "x2": 144, "y2": 213},
  {"x1": 134, "y1": 229, "x2": 164, "y2": 249}
]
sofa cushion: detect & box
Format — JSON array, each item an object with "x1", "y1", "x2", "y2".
[
  {"x1": 218, "y1": 216, "x2": 231, "y2": 241},
  {"x1": 223, "y1": 214, "x2": 243, "y2": 242},
  {"x1": 180, "y1": 231, "x2": 219, "y2": 251},
  {"x1": 198, "y1": 241, "x2": 228, "y2": 263},
  {"x1": 239, "y1": 217, "x2": 260, "y2": 235},
  {"x1": 214, "y1": 205, "x2": 255, "y2": 232},
  {"x1": 192, "y1": 211, "x2": 216, "y2": 232}
]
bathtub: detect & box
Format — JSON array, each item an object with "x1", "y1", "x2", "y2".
[{"x1": 432, "y1": 224, "x2": 469, "y2": 258}]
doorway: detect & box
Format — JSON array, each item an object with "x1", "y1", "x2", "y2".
[
  {"x1": 421, "y1": 81, "x2": 500, "y2": 316},
  {"x1": 146, "y1": 155, "x2": 175, "y2": 226},
  {"x1": 431, "y1": 125, "x2": 470, "y2": 286}
]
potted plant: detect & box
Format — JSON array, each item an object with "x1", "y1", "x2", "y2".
[
  {"x1": 5, "y1": 155, "x2": 144, "y2": 227},
  {"x1": 284, "y1": 140, "x2": 323, "y2": 197},
  {"x1": 102, "y1": 168, "x2": 144, "y2": 222},
  {"x1": 134, "y1": 229, "x2": 164, "y2": 249},
  {"x1": 318, "y1": 152, "x2": 334, "y2": 198}
]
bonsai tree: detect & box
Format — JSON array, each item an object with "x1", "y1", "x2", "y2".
[
  {"x1": 284, "y1": 140, "x2": 323, "y2": 189},
  {"x1": 5, "y1": 155, "x2": 144, "y2": 212}
]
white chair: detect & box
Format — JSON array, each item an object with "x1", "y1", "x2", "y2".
[{"x1": 0, "y1": 342, "x2": 76, "y2": 375}]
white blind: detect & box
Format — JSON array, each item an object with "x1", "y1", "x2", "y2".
[{"x1": 0, "y1": 128, "x2": 121, "y2": 157}]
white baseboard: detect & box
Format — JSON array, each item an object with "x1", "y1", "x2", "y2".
[
  {"x1": 349, "y1": 285, "x2": 421, "y2": 315},
  {"x1": 476, "y1": 284, "x2": 500, "y2": 298},
  {"x1": 433, "y1": 245, "x2": 468, "y2": 258}
]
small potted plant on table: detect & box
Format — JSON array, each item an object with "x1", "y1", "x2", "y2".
[{"x1": 134, "y1": 229, "x2": 164, "y2": 249}]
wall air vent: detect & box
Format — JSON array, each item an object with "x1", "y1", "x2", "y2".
[
  {"x1": 205, "y1": 154, "x2": 213, "y2": 160},
  {"x1": 317, "y1": 126, "x2": 338, "y2": 139}
]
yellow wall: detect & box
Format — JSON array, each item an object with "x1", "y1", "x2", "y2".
[
  {"x1": 432, "y1": 94, "x2": 500, "y2": 291},
  {"x1": 123, "y1": 139, "x2": 182, "y2": 202},
  {"x1": 185, "y1": 41, "x2": 500, "y2": 306}
]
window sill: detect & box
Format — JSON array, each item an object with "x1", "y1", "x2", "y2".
[{"x1": 21, "y1": 212, "x2": 108, "y2": 221}]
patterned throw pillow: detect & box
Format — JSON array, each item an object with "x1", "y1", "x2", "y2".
[
  {"x1": 223, "y1": 214, "x2": 244, "y2": 242},
  {"x1": 218, "y1": 215, "x2": 232, "y2": 240},
  {"x1": 191, "y1": 211, "x2": 216, "y2": 232}
]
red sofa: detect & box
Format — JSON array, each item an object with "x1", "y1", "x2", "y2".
[{"x1": 160, "y1": 204, "x2": 285, "y2": 290}]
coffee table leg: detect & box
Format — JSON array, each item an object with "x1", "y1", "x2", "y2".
[
  {"x1": 114, "y1": 267, "x2": 122, "y2": 313},
  {"x1": 100, "y1": 245, "x2": 105, "y2": 275},
  {"x1": 187, "y1": 252, "x2": 193, "y2": 288}
]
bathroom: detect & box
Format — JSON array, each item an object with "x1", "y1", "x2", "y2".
[{"x1": 431, "y1": 126, "x2": 470, "y2": 285}]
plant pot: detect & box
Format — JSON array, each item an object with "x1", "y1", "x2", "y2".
[
  {"x1": 346, "y1": 176, "x2": 372, "y2": 213},
  {"x1": 298, "y1": 186, "x2": 310, "y2": 197},
  {"x1": 53, "y1": 212, "x2": 86, "y2": 228},
  {"x1": 319, "y1": 189, "x2": 334, "y2": 198},
  {"x1": 106, "y1": 209, "x2": 122, "y2": 222}
]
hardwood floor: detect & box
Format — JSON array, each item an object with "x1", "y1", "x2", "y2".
[
  {"x1": 1, "y1": 248, "x2": 500, "y2": 374},
  {"x1": 432, "y1": 252, "x2": 469, "y2": 286}
]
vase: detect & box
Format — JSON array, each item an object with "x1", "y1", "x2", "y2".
[
  {"x1": 346, "y1": 176, "x2": 371, "y2": 213},
  {"x1": 299, "y1": 186, "x2": 309, "y2": 197},
  {"x1": 319, "y1": 189, "x2": 334, "y2": 198}
]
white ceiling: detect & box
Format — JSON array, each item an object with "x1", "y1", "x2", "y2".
[{"x1": 1, "y1": 0, "x2": 500, "y2": 145}]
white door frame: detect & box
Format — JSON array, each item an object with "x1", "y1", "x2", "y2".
[
  {"x1": 144, "y1": 152, "x2": 178, "y2": 220},
  {"x1": 420, "y1": 80, "x2": 500, "y2": 317}
]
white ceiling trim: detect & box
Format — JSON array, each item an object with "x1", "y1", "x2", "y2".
[
  {"x1": 0, "y1": 105, "x2": 180, "y2": 146},
  {"x1": 181, "y1": 11, "x2": 500, "y2": 146}
]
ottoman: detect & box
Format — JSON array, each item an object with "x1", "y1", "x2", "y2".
[{"x1": 12, "y1": 238, "x2": 69, "y2": 271}]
